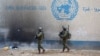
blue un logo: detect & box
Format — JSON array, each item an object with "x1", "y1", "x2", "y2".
[{"x1": 51, "y1": 0, "x2": 78, "y2": 20}]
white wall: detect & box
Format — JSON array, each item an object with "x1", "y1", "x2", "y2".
[{"x1": 0, "y1": 0, "x2": 100, "y2": 41}]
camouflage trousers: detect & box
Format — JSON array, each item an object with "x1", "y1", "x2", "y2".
[
  {"x1": 62, "y1": 39, "x2": 70, "y2": 52},
  {"x1": 37, "y1": 40, "x2": 45, "y2": 53}
]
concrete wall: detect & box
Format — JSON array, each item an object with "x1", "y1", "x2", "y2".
[{"x1": 0, "y1": 0, "x2": 100, "y2": 49}]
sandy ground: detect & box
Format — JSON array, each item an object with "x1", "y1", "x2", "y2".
[{"x1": 0, "y1": 48, "x2": 100, "y2": 56}]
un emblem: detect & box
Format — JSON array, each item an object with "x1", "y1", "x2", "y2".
[{"x1": 51, "y1": 0, "x2": 78, "y2": 20}]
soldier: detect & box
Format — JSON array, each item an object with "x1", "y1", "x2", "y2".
[
  {"x1": 36, "y1": 27, "x2": 45, "y2": 54},
  {"x1": 59, "y1": 26, "x2": 71, "y2": 52}
]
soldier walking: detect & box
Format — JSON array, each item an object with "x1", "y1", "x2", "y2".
[
  {"x1": 36, "y1": 27, "x2": 45, "y2": 54},
  {"x1": 59, "y1": 25, "x2": 71, "y2": 52}
]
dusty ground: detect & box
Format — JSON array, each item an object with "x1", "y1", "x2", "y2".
[{"x1": 0, "y1": 48, "x2": 100, "y2": 56}]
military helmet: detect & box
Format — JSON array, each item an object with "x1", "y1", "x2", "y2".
[
  {"x1": 39, "y1": 27, "x2": 42, "y2": 29},
  {"x1": 62, "y1": 26, "x2": 66, "y2": 31}
]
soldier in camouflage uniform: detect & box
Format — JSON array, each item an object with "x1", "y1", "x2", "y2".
[
  {"x1": 36, "y1": 27, "x2": 45, "y2": 54},
  {"x1": 59, "y1": 26, "x2": 71, "y2": 52}
]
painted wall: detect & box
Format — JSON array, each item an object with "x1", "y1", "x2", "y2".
[{"x1": 0, "y1": 0, "x2": 100, "y2": 49}]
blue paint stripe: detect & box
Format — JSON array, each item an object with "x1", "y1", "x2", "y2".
[
  {"x1": 42, "y1": 40, "x2": 100, "y2": 50},
  {"x1": 0, "y1": 40, "x2": 100, "y2": 50}
]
